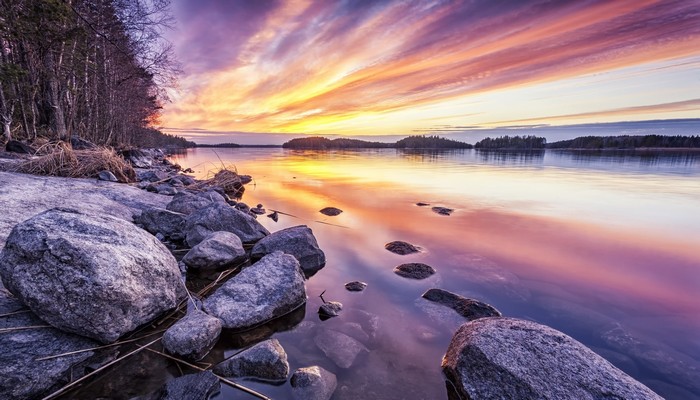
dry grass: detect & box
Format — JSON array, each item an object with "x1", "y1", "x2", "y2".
[
  {"x1": 13, "y1": 142, "x2": 135, "y2": 182},
  {"x1": 191, "y1": 168, "x2": 247, "y2": 197}
]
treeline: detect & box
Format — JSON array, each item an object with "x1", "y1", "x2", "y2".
[
  {"x1": 0, "y1": 0, "x2": 186, "y2": 147},
  {"x1": 547, "y1": 135, "x2": 700, "y2": 149},
  {"x1": 282, "y1": 135, "x2": 471, "y2": 149},
  {"x1": 475, "y1": 135, "x2": 546, "y2": 149}
]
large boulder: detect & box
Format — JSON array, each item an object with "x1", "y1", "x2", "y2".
[
  {"x1": 182, "y1": 231, "x2": 246, "y2": 269},
  {"x1": 290, "y1": 366, "x2": 337, "y2": 400},
  {"x1": 185, "y1": 202, "x2": 269, "y2": 246},
  {"x1": 213, "y1": 339, "x2": 289, "y2": 382},
  {"x1": 162, "y1": 309, "x2": 222, "y2": 361},
  {"x1": 250, "y1": 225, "x2": 325, "y2": 276},
  {"x1": 203, "y1": 251, "x2": 306, "y2": 330},
  {"x1": 0, "y1": 208, "x2": 183, "y2": 343},
  {"x1": 135, "y1": 207, "x2": 187, "y2": 241},
  {"x1": 442, "y1": 317, "x2": 662, "y2": 400}
]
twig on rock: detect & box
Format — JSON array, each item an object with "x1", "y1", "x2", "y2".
[
  {"x1": 0, "y1": 325, "x2": 51, "y2": 334},
  {"x1": 35, "y1": 329, "x2": 166, "y2": 361}
]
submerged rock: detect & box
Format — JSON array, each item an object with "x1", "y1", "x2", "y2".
[
  {"x1": 203, "y1": 252, "x2": 306, "y2": 330},
  {"x1": 385, "y1": 241, "x2": 420, "y2": 255},
  {"x1": 155, "y1": 371, "x2": 220, "y2": 400},
  {"x1": 422, "y1": 288, "x2": 501, "y2": 320},
  {"x1": 319, "y1": 207, "x2": 343, "y2": 216},
  {"x1": 344, "y1": 281, "x2": 367, "y2": 292},
  {"x1": 319, "y1": 301, "x2": 343, "y2": 319},
  {"x1": 394, "y1": 263, "x2": 436, "y2": 279},
  {"x1": 415, "y1": 202, "x2": 430, "y2": 207},
  {"x1": 182, "y1": 231, "x2": 246, "y2": 270},
  {"x1": 0, "y1": 208, "x2": 182, "y2": 344},
  {"x1": 135, "y1": 207, "x2": 187, "y2": 242},
  {"x1": 251, "y1": 225, "x2": 325, "y2": 276},
  {"x1": 214, "y1": 339, "x2": 289, "y2": 382},
  {"x1": 185, "y1": 202, "x2": 269, "y2": 246},
  {"x1": 315, "y1": 329, "x2": 368, "y2": 368},
  {"x1": 442, "y1": 317, "x2": 662, "y2": 400},
  {"x1": 291, "y1": 366, "x2": 337, "y2": 400},
  {"x1": 162, "y1": 309, "x2": 222, "y2": 361},
  {"x1": 431, "y1": 206, "x2": 453, "y2": 216}
]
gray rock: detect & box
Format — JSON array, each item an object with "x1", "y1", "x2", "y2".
[
  {"x1": 70, "y1": 136, "x2": 97, "y2": 150},
  {"x1": 431, "y1": 206, "x2": 453, "y2": 216},
  {"x1": 156, "y1": 371, "x2": 220, "y2": 400},
  {"x1": 214, "y1": 339, "x2": 289, "y2": 382},
  {"x1": 314, "y1": 329, "x2": 368, "y2": 368},
  {"x1": 415, "y1": 202, "x2": 430, "y2": 207},
  {"x1": 182, "y1": 231, "x2": 246, "y2": 270},
  {"x1": 5, "y1": 140, "x2": 33, "y2": 154},
  {"x1": 319, "y1": 207, "x2": 342, "y2": 216},
  {"x1": 251, "y1": 225, "x2": 325, "y2": 276},
  {"x1": 98, "y1": 170, "x2": 119, "y2": 182},
  {"x1": 384, "y1": 241, "x2": 420, "y2": 255},
  {"x1": 135, "y1": 207, "x2": 187, "y2": 241},
  {"x1": 291, "y1": 366, "x2": 337, "y2": 400},
  {"x1": 442, "y1": 317, "x2": 662, "y2": 400},
  {"x1": 185, "y1": 202, "x2": 269, "y2": 246},
  {"x1": 0, "y1": 208, "x2": 183, "y2": 343},
  {"x1": 394, "y1": 263, "x2": 436, "y2": 279},
  {"x1": 122, "y1": 149, "x2": 152, "y2": 168},
  {"x1": 250, "y1": 206, "x2": 266, "y2": 215},
  {"x1": 422, "y1": 288, "x2": 501, "y2": 320},
  {"x1": 166, "y1": 192, "x2": 218, "y2": 215},
  {"x1": 157, "y1": 185, "x2": 178, "y2": 196},
  {"x1": 196, "y1": 189, "x2": 227, "y2": 203},
  {"x1": 319, "y1": 301, "x2": 343, "y2": 319},
  {"x1": 267, "y1": 211, "x2": 279, "y2": 222},
  {"x1": 234, "y1": 202, "x2": 250, "y2": 213},
  {"x1": 137, "y1": 169, "x2": 171, "y2": 183},
  {"x1": 169, "y1": 175, "x2": 196, "y2": 186},
  {"x1": 203, "y1": 252, "x2": 306, "y2": 330},
  {"x1": 344, "y1": 281, "x2": 367, "y2": 292},
  {"x1": 162, "y1": 310, "x2": 222, "y2": 361}
]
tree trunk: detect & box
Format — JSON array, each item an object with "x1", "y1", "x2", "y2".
[{"x1": 42, "y1": 51, "x2": 67, "y2": 138}]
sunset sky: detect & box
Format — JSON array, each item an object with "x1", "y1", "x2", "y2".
[{"x1": 162, "y1": 0, "x2": 700, "y2": 144}]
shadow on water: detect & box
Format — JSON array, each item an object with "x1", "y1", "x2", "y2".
[{"x1": 476, "y1": 149, "x2": 545, "y2": 164}]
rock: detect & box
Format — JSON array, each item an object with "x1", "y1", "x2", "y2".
[
  {"x1": 234, "y1": 202, "x2": 250, "y2": 213},
  {"x1": 415, "y1": 202, "x2": 430, "y2": 207},
  {"x1": 267, "y1": 211, "x2": 279, "y2": 222},
  {"x1": 250, "y1": 225, "x2": 325, "y2": 276},
  {"x1": 213, "y1": 339, "x2": 289, "y2": 382},
  {"x1": 183, "y1": 167, "x2": 194, "y2": 173},
  {"x1": 98, "y1": 170, "x2": 119, "y2": 182},
  {"x1": 196, "y1": 189, "x2": 227, "y2": 203},
  {"x1": 250, "y1": 206, "x2": 266, "y2": 215},
  {"x1": 157, "y1": 185, "x2": 179, "y2": 196},
  {"x1": 5, "y1": 140, "x2": 33, "y2": 154},
  {"x1": 203, "y1": 251, "x2": 306, "y2": 330},
  {"x1": 319, "y1": 301, "x2": 343, "y2": 319},
  {"x1": 69, "y1": 136, "x2": 97, "y2": 150},
  {"x1": 345, "y1": 281, "x2": 367, "y2": 292},
  {"x1": 442, "y1": 317, "x2": 662, "y2": 400},
  {"x1": 166, "y1": 192, "x2": 219, "y2": 215},
  {"x1": 0, "y1": 291, "x2": 99, "y2": 400},
  {"x1": 169, "y1": 175, "x2": 196, "y2": 186},
  {"x1": 422, "y1": 288, "x2": 501, "y2": 320},
  {"x1": 394, "y1": 263, "x2": 436, "y2": 279},
  {"x1": 384, "y1": 241, "x2": 420, "y2": 255},
  {"x1": 431, "y1": 206, "x2": 453, "y2": 216},
  {"x1": 121, "y1": 148, "x2": 152, "y2": 168},
  {"x1": 185, "y1": 202, "x2": 269, "y2": 246},
  {"x1": 314, "y1": 329, "x2": 368, "y2": 368},
  {"x1": 182, "y1": 231, "x2": 246, "y2": 269},
  {"x1": 162, "y1": 310, "x2": 222, "y2": 361},
  {"x1": 137, "y1": 169, "x2": 171, "y2": 183},
  {"x1": 135, "y1": 207, "x2": 187, "y2": 241},
  {"x1": 156, "y1": 371, "x2": 220, "y2": 400},
  {"x1": 291, "y1": 366, "x2": 337, "y2": 400},
  {"x1": 319, "y1": 207, "x2": 342, "y2": 216},
  {"x1": 0, "y1": 208, "x2": 183, "y2": 344}
]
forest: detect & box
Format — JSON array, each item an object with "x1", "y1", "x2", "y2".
[
  {"x1": 0, "y1": 0, "x2": 189, "y2": 148},
  {"x1": 474, "y1": 135, "x2": 547, "y2": 149},
  {"x1": 546, "y1": 135, "x2": 700, "y2": 149},
  {"x1": 282, "y1": 135, "x2": 472, "y2": 149}
]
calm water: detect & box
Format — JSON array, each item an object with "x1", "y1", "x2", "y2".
[{"x1": 87, "y1": 148, "x2": 700, "y2": 399}]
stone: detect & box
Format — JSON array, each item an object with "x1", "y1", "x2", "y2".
[
  {"x1": 5, "y1": 140, "x2": 33, "y2": 154},
  {"x1": 203, "y1": 251, "x2": 306, "y2": 330},
  {"x1": 213, "y1": 339, "x2": 289, "y2": 382},
  {"x1": 166, "y1": 192, "x2": 218, "y2": 215},
  {"x1": 157, "y1": 185, "x2": 178, "y2": 196},
  {"x1": 314, "y1": 329, "x2": 368, "y2": 368},
  {"x1": 422, "y1": 288, "x2": 501, "y2": 320},
  {"x1": 250, "y1": 206, "x2": 266, "y2": 215},
  {"x1": 267, "y1": 211, "x2": 279, "y2": 222},
  {"x1": 291, "y1": 366, "x2": 337, "y2": 400},
  {"x1": 70, "y1": 136, "x2": 97, "y2": 150},
  {"x1": 251, "y1": 225, "x2": 325, "y2": 276},
  {"x1": 196, "y1": 189, "x2": 227, "y2": 203},
  {"x1": 185, "y1": 202, "x2": 269, "y2": 246},
  {"x1": 156, "y1": 371, "x2": 220, "y2": 400},
  {"x1": 319, "y1": 207, "x2": 342, "y2": 216},
  {"x1": 442, "y1": 317, "x2": 662, "y2": 400},
  {"x1": 169, "y1": 175, "x2": 196, "y2": 186},
  {"x1": 384, "y1": 241, "x2": 420, "y2": 255},
  {"x1": 319, "y1": 301, "x2": 343, "y2": 319},
  {"x1": 431, "y1": 206, "x2": 454, "y2": 216},
  {"x1": 345, "y1": 281, "x2": 367, "y2": 292},
  {"x1": 98, "y1": 170, "x2": 119, "y2": 182},
  {"x1": 162, "y1": 309, "x2": 222, "y2": 361},
  {"x1": 135, "y1": 207, "x2": 187, "y2": 241},
  {"x1": 182, "y1": 231, "x2": 246, "y2": 269},
  {"x1": 393, "y1": 263, "x2": 436, "y2": 279},
  {"x1": 234, "y1": 202, "x2": 250, "y2": 213},
  {"x1": 415, "y1": 202, "x2": 430, "y2": 207},
  {"x1": 137, "y1": 169, "x2": 171, "y2": 183},
  {"x1": 0, "y1": 208, "x2": 183, "y2": 343},
  {"x1": 121, "y1": 149, "x2": 152, "y2": 168}
]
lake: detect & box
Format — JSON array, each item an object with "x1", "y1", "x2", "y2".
[{"x1": 89, "y1": 148, "x2": 700, "y2": 399}]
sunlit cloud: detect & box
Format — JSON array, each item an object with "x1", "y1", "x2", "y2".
[{"x1": 164, "y1": 0, "x2": 700, "y2": 140}]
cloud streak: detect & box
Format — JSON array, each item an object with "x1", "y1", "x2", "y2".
[{"x1": 164, "y1": 0, "x2": 700, "y2": 137}]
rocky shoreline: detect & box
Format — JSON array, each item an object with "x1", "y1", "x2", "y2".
[{"x1": 0, "y1": 149, "x2": 662, "y2": 399}]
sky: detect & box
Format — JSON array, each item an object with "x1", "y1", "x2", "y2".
[{"x1": 161, "y1": 0, "x2": 700, "y2": 144}]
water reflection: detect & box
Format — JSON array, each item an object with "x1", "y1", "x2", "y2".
[{"x1": 476, "y1": 149, "x2": 545, "y2": 164}]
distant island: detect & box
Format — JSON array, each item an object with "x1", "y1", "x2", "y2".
[
  {"x1": 281, "y1": 135, "x2": 473, "y2": 149},
  {"x1": 475, "y1": 135, "x2": 546, "y2": 150},
  {"x1": 547, "y1": 135, "x2": 700, "y2": 149}
]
